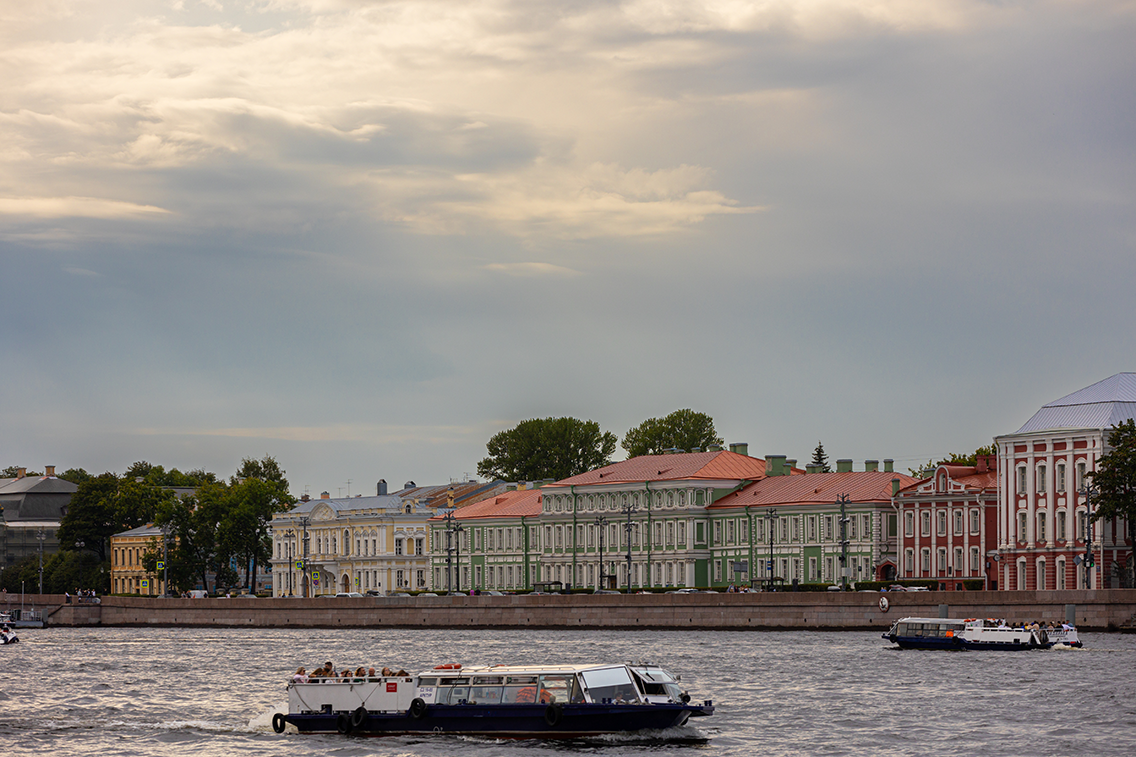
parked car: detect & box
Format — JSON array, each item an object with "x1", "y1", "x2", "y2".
[{"x1": 333, "y1": 592, "x2": 364, "y2": 598}]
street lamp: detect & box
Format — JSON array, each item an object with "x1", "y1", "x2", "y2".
[
  {"x1": 443, "y1": 510, "x2": 464, "y2": 593},
  {"x1": 594, "y1": 516, "x2": 608, "y2": 590},
  {"x1": 284, "y1": 528, "x2": 295, "y2": 596},
  {"x1": 1079, "y1": 483, "x2": 1098, "y2": 589},
  {"x1": 37, "y1": 528, "x2": 46, "y2": 594},
  {"x1": 298, "y1": 516, "x2": 310, "y2": 598},
  {"x1": 765, "y1": 508, "x2": 777, "y2": 591},
  {"x1": 621, "y1": 500, "x2": 637, "y2": 591},
  {"x1": 837, "y1": 494, "x2": 851, "y2": 591}
]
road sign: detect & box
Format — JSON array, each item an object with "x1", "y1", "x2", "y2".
[
  {"x1": 354, "y1": 576, "x2": 360, "y2": 585},
  {"x1": 141, "y1": 579, "x2": 149, "y2": 589},
  {"x1": 312, "y1": 570, "x2": 320, "y2": 580},
  {"x1": 156, "y1": 561, "x2": 165, "y2": 570},
  {"x1": 294, "y1": 560, "x2": 303, "y2": 570}
]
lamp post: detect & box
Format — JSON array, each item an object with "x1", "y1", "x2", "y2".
[
  {"x1": 594, "y1": 516, "x2": 608, "y2": 590},
  {"x1": 298, "y1": 516, "x2": 310, "y2": 598},
  {"x1": 1079, "y1": 484, "x2": 1097, "y2": 589},
  {"x1": 443, "y1": 510, "x2": 464, "y2": 593},
  {"x1": 621, "y1": 500, "x2": 637, "y2": 591},
  {"x1": 765, "y1": 508, "x2": 777, "y2": 591},
  {"x1": 837, "y1": 494, "x2": 851, "y2": 591},
  {"x1": 284, "y1": 529, "x2": 295, "y2": 596},
  {"x1": 37, "y1": 527, "x2": 46, "y2": 594}
]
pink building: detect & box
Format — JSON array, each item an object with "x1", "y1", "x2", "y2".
[
  {"x1": 994, "y1": 373, "x2": 1135, "y2": 590},
  {"x1": 894, "y1": 456, "x2": 998, "y2": 590}
]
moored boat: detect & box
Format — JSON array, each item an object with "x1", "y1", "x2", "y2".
[
  {"x1": 882, "y1": 617, "x2": 1080, "y2": 650},
  {"x1": 273, "y1": 662, "x2": 713, "y2": 738}
]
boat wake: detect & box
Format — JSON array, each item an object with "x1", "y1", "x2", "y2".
[{"x1": 247, "y1": 703, "x2": 293, "y2": 732}]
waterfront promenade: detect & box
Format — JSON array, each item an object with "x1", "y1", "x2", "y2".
[{"x1": 25, "y1": 589, "x2": 1136, "y2": 630}]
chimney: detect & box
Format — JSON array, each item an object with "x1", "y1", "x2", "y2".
[
  {"x1": 786, "y1": 459, "x2": 797, "y2": 471},
  {"x1": 892, "y1": 478, "x2": 901, "y2": 496},
  {"x1": 377, "y1": 479, "x2": 388, "y2": 496},
  {"x1": 706, "y1": 445, "x2": 723, "y2": 452},
  {"x1": 690, "y1": 447, "x2": 701, "y2": 453},
  {"x1": 806, "y1": 463, "x2": 820, "y2": 474},
  {"x1": 729, "y1": 442, "x2": 749, "y2": 457},
  {"x1": 883, "y1": 459, "x2": 894, "y2": 473},
  {"x1": 865, "y1": 460, "x2": 879, "y2": 472},
  {"x1": 301, "y1": 493, "x2": 310, "y2": 502},
  {"x1": 765, "y1": 455, "x2": 786, "y2": 476},
  {"x1": 320, "y1": 491, "x2": 330, "y2": 499},
  {"x1": 45, "y1": 465, "x2": 56, "y2": 477},
  {"x1": 17, "y1": 467, "x2": 26, "y2": 479},
  {"x1": 976, "y1": 455, "x2": 994, "y2": 473},
  {"x1": 836, "y1": 459, "x2": 853, "y2": 473}
]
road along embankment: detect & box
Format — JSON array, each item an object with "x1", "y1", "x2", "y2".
[{"x1": 41, "y1": 589, "x2": 1136, "y2": 630}]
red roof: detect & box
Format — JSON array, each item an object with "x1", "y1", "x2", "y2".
[
  {"x1": 429, "y1": 488, "x2": 542, "y2": 521},
  {"x1": 549, "y1": 450, "x2": 773, "y2": 487},
  {"x1": 709, "y1": 470, "x2": 919, "y2": 509},
  {"x1": 897, "y1": 464, "x2": 997, "y2": 495}
]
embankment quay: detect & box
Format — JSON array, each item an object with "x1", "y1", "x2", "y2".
[{"x1": 21, "y1": 589, "x2": 1136, "y2": 630}]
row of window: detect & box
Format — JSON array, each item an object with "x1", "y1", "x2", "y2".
[
  {"x1": 904, "y1": 546, "x2": 983, "y2": 574},
  {"x1": 543, "y1": 488, "x2": 707, "y2": 513},
  {"x1": 904, "y1": 508, "x2": 983, "y2": 538},
  {"x1": 1015, "y1": 509, "x2": 1088, "y2": 543},
  {"x1": 275, "y1": 532, "x2": 425, "y2": 559},
  {"x1": 1015, "y1": 461, "x2": 1088, "y2": 495}
]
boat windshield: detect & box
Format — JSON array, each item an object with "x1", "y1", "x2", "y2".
[{"x1": 581, "y1": 666, "x2": 641, "y2": 703}]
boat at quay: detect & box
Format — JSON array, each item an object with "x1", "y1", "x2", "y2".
[
  {"x1": 273, "y1": 662, "x2": 713, "y2": 738},
  {"x1": 883, "y1": 616, "x2": 1082, "y2": 650}
]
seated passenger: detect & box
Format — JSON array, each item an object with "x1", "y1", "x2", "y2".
[
  {"x1": 368, "y1": 667, "x2": 377, "y2": 676},
  {"x1": 355, "y1": 667, "x2": 367, "y2": 677},
  {"x1": 395, "y1": 669, "x2": 408, "y2": 677},
  {"x1": 381, "y1": 667, "x2": 393, "y2": 677},
  {"x1": 293, "y1": 667, "x2": 308, "y2": 683}
]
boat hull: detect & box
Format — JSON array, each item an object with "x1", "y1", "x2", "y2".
[{"x1": 284, "y1": 702, "x2": 710, "y2": 738}]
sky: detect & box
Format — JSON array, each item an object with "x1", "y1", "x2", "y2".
[{"x1": 2, "y1": 0, "x2": 1134, "y2": 498}]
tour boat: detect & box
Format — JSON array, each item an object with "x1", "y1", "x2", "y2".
[
  {"x1": 272, "y1": 662, "x2": 713, "y2": 738},
  {"x1": 882, "y1": 617, "x2": 1081, "y2": 650},
  {"x1": 0, "y1": 614, "x2": 17, "y2": 645}
]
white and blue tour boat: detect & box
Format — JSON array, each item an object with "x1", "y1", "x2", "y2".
[
  {"x1": 883, "y1": 616, "x2": 1081, "y2": 650},
  {"x1": 273, "y1": 662, "x2": 713, "y2": 737}
]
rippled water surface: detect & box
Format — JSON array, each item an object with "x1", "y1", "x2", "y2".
[{"x1": 3, "y1": 626, "x2": 1134, "y2": 756}]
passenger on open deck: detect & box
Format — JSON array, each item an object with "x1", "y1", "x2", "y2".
[{"x1": 293, "y1": 667, "x2": 308, "y2": 683}]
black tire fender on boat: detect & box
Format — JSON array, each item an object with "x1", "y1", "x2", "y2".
[
  {"x1": 271, "y1": 713, "x2": 286, "y2": 734},
  {"x1": 409, "y1": 697, "x2": 427, "y2": 719},
  {"x1": 351, "y1": 706, "x2": 368, "y2": 729},
  {"x1": 544, "y1": 703, "x2": 563, "y2": 727},
  {"x1": 336, "y1": 712, "x2": 352, "y2": 734}
]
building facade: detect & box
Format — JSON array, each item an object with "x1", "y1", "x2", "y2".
[
  {"x1": 428, "y1": 487, "x2": 543, "y2": 593},
  {"x1": 109, "y1": 524, "x2": 168, "y2": 595},
  {"x1": 0, "y1": 466, "x2": 75, "y2": 569},
  {"x1": 894, "y1": 456, "x2": 998, "y2": 590},
  {"x1": 994, "y1": 373, "x2": 1135, "y2": 590},
  {"x1": 710, "y1": 461, "x2": 916, "y2": 587}
]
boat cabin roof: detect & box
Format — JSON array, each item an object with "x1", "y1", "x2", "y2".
[{"x1": 423, "y1": 663, "x2": 625, "y2": 677}]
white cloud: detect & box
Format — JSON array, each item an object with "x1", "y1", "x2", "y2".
[
  {"x1": 0, "y1": 196, "x2": 171, "y2": 219},
  {"x1": 482, "y1": 262, "x2": 581, "y2": 277}
]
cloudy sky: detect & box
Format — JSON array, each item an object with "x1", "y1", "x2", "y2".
[{"x1": 2, "y1": 0, "x2": 1134, "y2": 496}]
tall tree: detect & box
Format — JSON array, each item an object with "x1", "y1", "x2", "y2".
[
  {"x1": 621, "y1": 409, "x2": 723, "y2": 458},
  {"x1": 56, "y1": 473, "x2": 122, "y2": 562},
  {"x1": 1091, "y1": 420, "x2": 1136, "y2": 586},
  {"x1": 478, "y1": 417, "x2": 618, "y2": 482},
  {"x1": 810, "y1": 441, "x2": 831, "y2": 472}
]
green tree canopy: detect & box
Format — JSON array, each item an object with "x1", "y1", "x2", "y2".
[
  {"x1": 477, "y1": 417, "x2": 618, "y2": 482},
  {"x1": 621, "y1": 409, "x2": 723, "y2": 458},
  {"x1": 810, "y1": 441, "x2": 831, "y2": 472},
  {"x1": 908, "y1": 445, "x2": 996, "y2": 477},
  {"x1": 1091, "y1": 420, "x2": 1136, "y2": 585}
]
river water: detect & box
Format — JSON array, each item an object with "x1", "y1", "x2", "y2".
[{"x1": 2, "y1": 627, "x2": 1133, "y2": 756}]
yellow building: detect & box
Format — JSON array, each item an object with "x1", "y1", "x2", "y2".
[{"x1": 109, "y1": 524, "x2": 168, "y2": 595}]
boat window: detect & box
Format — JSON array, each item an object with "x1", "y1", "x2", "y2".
[
  {"x1": 506, "y1": 675, "x2": 537, "y2": 685},
  {"x1": 469, "y1": 685, "x2": 504, "y2": 704},
  {"x1": 473, "y1": 676, "x2": 504, "y2": 685},
  {"x1": 438, "y1": 685, "x2": 470, "y2": 704},
  {"x1": 580, "y1": 667, "x2": 640, "y2": 703},
  {"x1": 418, "y1": 677, "x2": 438, "y2": 687},
  {"x1": 539, "y1": 674, "x2": 580, "y2": 705}
]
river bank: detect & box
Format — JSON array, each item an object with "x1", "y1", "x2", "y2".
[{"x1": 24, "y1": 588, "x2": 1136, "y2": 630}]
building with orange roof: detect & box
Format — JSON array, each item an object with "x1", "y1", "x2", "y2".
[
  {"x1": 709, "y1": 460, "x2": 916, "y2": 587},
  {"x1": 893, "y1": 456, "x2": 998, "y2": 590},
  {"x1": 428, "y1": 487, "x2": 543, "y2": 593},
  {"x1": 533, "y1": 444, "x2": 797, "y2": 590}
]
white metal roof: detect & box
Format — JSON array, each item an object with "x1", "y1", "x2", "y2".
[{"x1": 1015, "y1": 372, "x2": 1136, "y2": 433}]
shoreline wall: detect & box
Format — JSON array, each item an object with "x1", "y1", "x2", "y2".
[{"x1": 35, "y1": 589, "x2": 1136, "y2": 630}]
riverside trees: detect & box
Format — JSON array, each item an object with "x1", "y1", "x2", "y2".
[
  {"x1": 621, "y1": 409, "x2": 723, "y2": 458},
  {"x1": 477, "y1": 417, "x2": 618, "y2": 482},
  {"x1": 1091, "y1": 420, "x2": 1136, "y2": 587}
]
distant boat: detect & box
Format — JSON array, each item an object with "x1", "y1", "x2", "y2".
[{"x1": 883, "y1": 617, "x2": 1081, "y2": 650}]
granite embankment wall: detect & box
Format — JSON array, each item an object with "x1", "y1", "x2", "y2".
[{"x1": 35, "y1": 589, "x2": 1136, "y2": 630}]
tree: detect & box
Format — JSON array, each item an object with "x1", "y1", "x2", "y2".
[
  {"x1": 810, "y1": 441, "x2": 831, "y2": 472},
  {"x1": 908, "y1": 445, "x2": 997, "y2": 477},
  {"x1": 478, "y1": 417, "x2": 618, "y2": 482},
  {"x1": 1091, "y1": 420, "x2": 1136, "y2": 586},
  {"x1": 56, "y1": 473, "x2": 122, "y2": 563},
  {"x1": 2, "y1": 466, "x2": 42, "y2": 477},
  {"x1": 621, "y1": 409, "x2": 723, "y2": 458}
]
